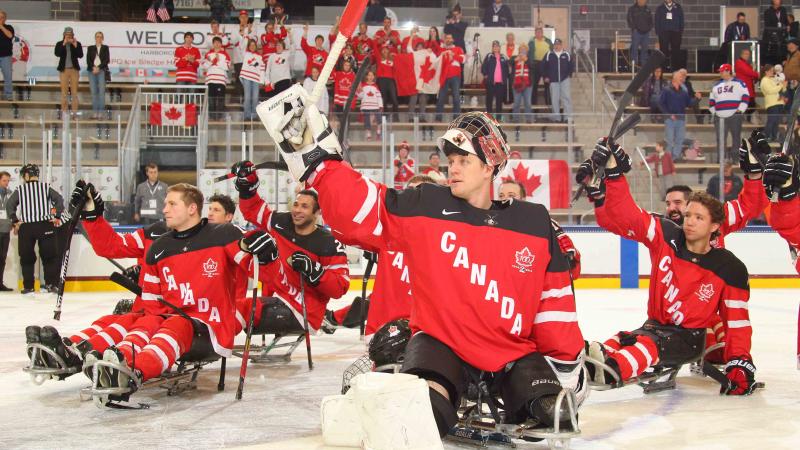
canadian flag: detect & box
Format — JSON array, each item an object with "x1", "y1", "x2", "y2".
[
  {"x1": 493, "y1": 159, "x2": 570, "y2": 209},
  {"x1": 394, "y1": 49, "x2": 443, "y2": 97},
  {"x1": 149, "y1": 102, "x2": 197, "y2": 126}
]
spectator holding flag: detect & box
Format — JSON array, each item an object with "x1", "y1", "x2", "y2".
[
  {"x1": 357, "y1": 70, "x2": 383, "y2": 141},
  {"x1": 174, "y1": 32, "x2": 201, "y2": 85},
  {"x1": 401, "y1": 26, "x2": 424, "y2": 53}
]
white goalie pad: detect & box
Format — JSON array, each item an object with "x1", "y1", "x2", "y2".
[
  {"x1": 321, "y1": 372, "x2": 444, "y2": 450},
  {"x1": 545, "y1": 353, "x2": 590, "y2": 407}
]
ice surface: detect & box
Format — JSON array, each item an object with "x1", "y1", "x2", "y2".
[{"x1": 1, "y1": 289, "x2": 798, "y2": 450}]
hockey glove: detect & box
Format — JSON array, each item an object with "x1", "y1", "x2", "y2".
[
  {"x1": 231, "y1": 160, "x2": 259, "y2": 199},
  {"x1": 551, "y1": 219, "x2": 581, "y2": 275},
  {"x1": 82, "y1": 183, "x2": 104, "y2": 221},
  {"x1": 257, "y1": 84, "x2": 343, "y2": 182},
  {"x1": 122, "y1": 264, "x2": 141, "y2": 286},
  {"x1": 592, "y1": 138, "x2": 630, "y2": 179},
  {"x1": 576, "y1": 159, "x2": 606, "y2": 206},
  {"x1": 240, "y1": 230, "x2": 279, "y2": 265},
  {"x1": 763, "y1": 154, "x2": 799, "y2": 201},
  {"x1": 291, "y1": 251, "x2": 324, "y2": 286},
  {"x1": 723, "y1": 358, "x2": 757, "y2": 396},
  {"x1": 739, "y1": 131, "x2": 770, "y2": 177},
  {"x1": 69, "y1": 180, "x2": 88, "y2": 211}
]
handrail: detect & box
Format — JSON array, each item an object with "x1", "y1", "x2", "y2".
[
  {"x1": 635, "y1": 146, "x2": 655, "y2": 212},
  {"x1": 119, "y1": 85, "x2": 142, "y2": 201},
  {"x1": 572, "y1": 31, "x2": 597, "y2": 112}
]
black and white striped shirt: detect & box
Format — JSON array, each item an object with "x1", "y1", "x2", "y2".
[{"x1": 5, "y1": 180, "x2": 65, "y2": 224}]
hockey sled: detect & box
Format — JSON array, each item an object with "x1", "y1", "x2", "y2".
[
  {"x1": 233, "y1": 333, "x2": 305, "y2": 364},
  {"x1": 448, "y1": 373, "x2": 580, "y2": 450},
  {"x1": 83, "y1": 320, "x2": 227, "y2": 409},
  {"x1": 23, "y1": 344, "x2": 80, "y2": 385}
]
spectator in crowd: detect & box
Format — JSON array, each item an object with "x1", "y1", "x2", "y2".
[
  {"x1": 0, "y1": 170, "x2": 11, "y2": 291},
  {"x1": 481, "y1": 40, "x2": 510, "y2": 121},
  {"x1": 789, "y1": 14, "x2": 799, "y2": 39},
  {"x1": 332, "y1": 59, "x2": 356, "y2": 115},
  {"x1": 205, "y1": 20, "x2": 229, "y2": 52},
  {"x1": 202, "y1": 36, "x2": 231, "y2": 118},
  {"x1": 706, "y1": 162, "x2": 743, "y2": 202},
  {"x1": 232, "y1": 10, "x2": 256, "y2": 97},
  {"x1": 270, "y1": 2, "x2": 288, "y2": 25},
  {"x1": 435, "y1": 33, "x2": 465, "y2": 121},
  {"x1": 260, "y1": 0, "x2": 278, "y2": 22},
  {"x1": 374, "y1": 16, "x2": 400, "y2": 54},
  {"x1": 483, "y1": 0, "x2": 514, "y2": 27},
  {"x1": 336, "y1": 43, "x2": 358, "y2": 71},
  {"x1": 734, "y1": 47, "x2": 760, "y2": 122},
  {"x1": 0, "y1": 10, "x2": 14, "y2": 101},
  {"x1": 644, "y1": 141, "x2": 676, "y2": 198},
  {"x1": 376, "y1": 46, "x2": 399, "y2": 118},
  {"x1": 85, "y1": 31, "x2": 109, "y2": 120},
  {"x1": 426, "y1": 26, "x2": 442, "y2": 55},
  {"x1": 627, "y1": 0, "x2": 653, "y2": 68},
  {"x1": 422, "y1": 152, "x2": 447, "y2": 185},
  {"x1": 659, "y1": 70, "x2": 692, "y2": 160},
  {"x1": 543, "y1": 38, "x2": 573, "y2": 123},
  {"x1": 511, "y1": 43, "x2": 533, "y2": 129},
  {"x1": 444, "y1": 5, "x2": 468, "y2": 52},
  {"x1": 527, "y1": 27, "x2": 552, "y2": 106},
  {"x1": 364, "y1": 0, "x2": 387, "y2": 26},
  {"x1": 498, "y1": 180, "x2": 526, "y2": 201},
  {"x1": 134, "y1": 163, "x2": 168, "y2": 225},
  {"x1": 265, "y1": 40, "x2": 292, "y2": 98},
  {"x1": 393, "y1": 140, "x2": 415, "y2": 189},
  {"x1": 724, "y1": 12, "x2": 751, "y2": 43},
  {"x1": 503, "y1": 32, "x2": 519, "y2": 103},
  {"x1": 402, "y1": 26, "x2": 424, "y2": 53},
  {"x1": 676, "y1": 68, "x2": 703, "y2": 124},
  {"x1": 301, "y1": 24, "x2": 328, "y2": 77},
  {"x1": 784, "y1": 38, "x2": 800, "y2": 82},
  {"x1": 55, "y1": 27, "x2": 83, "y2": 118},
  {"x1": 239, "y1": 39, "x2": 264, "y2": 121},
  {"x1": 302, "y1": 66, "x2": 329, "y2": 114},
  {"x1": 174, "y1": 32, "x2": 201, "y2": 85},
  {"x1": 761, "y1": 64, "x2": 786, "y2": 141},
  {"x1": 261, "y1": 19, "x2": 288, "y2": 61},
  {"x1": 764, "y1": 0, "x2": 789, "y2": 32},
  {"x1": 654, "y1": 0, "x2": 684, "y2": 71},
  {"x1": 205, "y1": 0, "x2": 233, "y2": 24},
  {"x1": 352, "y1": 23, "x2": 375, "y2": 63},
  {"x1": 357, "y1": 70, "x2": 383, "y2": 141},
  {"x1": 640, "y1": 66, "x2": 667, "y2": 117},
  {"x1": 408, "y1": 42, "x2": 435, "y2": 138},
  {"x1": 709, "y1": 64, "x2": 749, "y2": 162}
]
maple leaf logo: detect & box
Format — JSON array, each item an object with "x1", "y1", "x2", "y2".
[
  {"x1": 695, "y1": 283, "x2": 714, "y2": 303},
  {"x1": 202, "y1": 258, "x2": 219, "y2": 278},
  {"x1": 512, "y1": 247, "x2": 535, "y2": 273},
  {"x1": 502, "y1": 163, "x2": 541, "y2": 199},
  {"x1": 420, "y1": 57, "x2": 436, "y2": 83},
  {"x1": 165, "y1": 106, "x2": 183, "y2": 121}
]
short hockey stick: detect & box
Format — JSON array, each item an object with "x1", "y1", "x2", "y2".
[
  {"x1": 78, "y1": 225, "x2": 128, "y2": 272},
  {"x1": 213, "y1": 160, "x2": 288, "y2": 182},
  {"x1": 53, "y1": 186, "x2": 88, "y2": 320},
  {"x1": 359, "y1": 252, "x2": 376, "y2": 337},
  {"x1": 299, "y1": 275, "x2": 314, "y2": 370},
  {"x1": 236, "y1": 255, "x2": 260, "y2": 400}
]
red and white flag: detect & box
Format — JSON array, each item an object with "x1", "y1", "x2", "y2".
[
  {"x1": 146, "y1": 7, "x2": 157, "y2": 23},
  {"x1": 394, "y1": 49, "x2": 443, "y2": 97},
  {"x1": 149, "y1": 102, "x2": 197, "y2": 126},
  {"x1": 493, "y1": 159, "x2": 570, "y2": 209},
  {"x1": 157, "y1": 2, "x2": 171, "y2": 22}
]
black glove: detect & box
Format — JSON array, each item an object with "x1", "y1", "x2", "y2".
[
  {"x1": 240, "y1": 230, "x2": 278, "y2": 265},
  {"x1": 576, "y1": 159, "x2": 606, "y2": 206},
  {"x1": 82, "y1": 183, "x2": 104, "y2": 221},
  {"x1": 763, "y1": 154, "x2": 799, "y2": 200},
  {"x1": 231, "y1": 160, "x2": 259, "y2": 199},
  {"x1": 591, "y1": 138, "x2": 630, "y2": 179},
  {"x1": 291, "y1": 251, "x2": 324, "y2": 286},
  {"x1": 69, "y1": 179, "x2": 88, "y2": 210},
  {"x1": 723, "y1": 358, "x2": 758, "y2": 396},
  {"x1": 122, "y1": 265, "x2": 141, "y2": 285},
  {"x1": 739, "y1": 130, "x2": 771, "y2": 176}
]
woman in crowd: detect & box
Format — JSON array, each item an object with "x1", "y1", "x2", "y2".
[
  {"x1": 376, "y1": 46, "x2": 399, "y2": 118},
  {"x1": 512, "y1": 43, "x2": 533, "y2": 130},
  {"x1": 640, "y1": 66, "x2": 667, "y2": 120},
  {"x1": 239, "y1": 38, "x2": 265, "y2": 121},
  {"x1": 760, "y1": 64, "x2": 787, "y2": 141},
  {"x1": 86, "y1": 31, "x2": 109, "y2": 120},
  {"x1": 425, "y1": 26, "x2": 442, "y2": 55}
]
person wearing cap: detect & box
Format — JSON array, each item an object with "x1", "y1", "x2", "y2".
[
  {"x1": 393, "y1": 141, "x2": 415, "y2": 189},
  {"x1": 54, "y1": 27, "x2": 83, "y2": 118},
  {"x1": 542, "y1": 38, "x2": 573, "y2": 123},
  {"x1": 783, "y1": 38, "x2": 800, "y2": 83},
  {"x1": 483, "y1": 0, "x2": 514, "y2": 27},
  {"x1": 709, "y1": 64, "x2": 749, "y2": 162},
  {"x1": 481, "y1": 40, "x2": 510, "y2": 122}
]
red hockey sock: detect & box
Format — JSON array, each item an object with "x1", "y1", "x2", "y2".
[
  {"x1": 84, "y1": 314, "x2": 140, "y2": 353},
  {"x1": 133, "y1": 316, "x2": 194, "y2": 381},
  {"x1": 333, "y1": 305, "x2": 351, "y2": 324},
  {"x1": 69, "y1": 314, "x2": 120, "y2": 343},
  {"x1": 606, "y1": 335, "x2": 659, "y2": 380},
  {"x1": 602, "y1": 335, "x2": 623, "y2": 351},
  {"x1": 117, "y1": 314, "x2": 166, "y2": 362}
]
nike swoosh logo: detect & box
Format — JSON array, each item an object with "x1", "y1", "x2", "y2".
[
  {"x1": 442, "y1": 210, "x2": 461, "y2": 216},
  {"x1": 155, "y1": 250, "x2": 165, "y2": 259},
  {"x1": 274, "y1": 223, "x2": 284, "y2": 229},
  {"x1": 670, "y1": 239, "x2": 678, "y2": 250},
  {"x1": 150, "y1": 233, "x2": 163, "y2": 238}
]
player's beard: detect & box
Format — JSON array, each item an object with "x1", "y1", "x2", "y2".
[{"x1": 667, "y1": 210, "x2": 684, "y2": 225}]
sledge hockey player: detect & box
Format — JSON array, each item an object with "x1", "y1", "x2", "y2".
[
  {"x1": 94, "y1": 184, "x2": 278, "y2": 396},
  {"x1": 257, "y1": 83, "x2": 587, "y2": 437},
  {"x1": 577, "y1": 140, "x2": 758, "y2": 395},
  {"x1": 762, "y1": 153, "x2": 800, "y2": 275},
  {"x1": 229, "y1": 176, "x2": 349, "y2": 335}
]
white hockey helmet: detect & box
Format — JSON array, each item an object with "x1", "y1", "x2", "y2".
[{"x1": 437, "y1": 111, "x2": 511, "y2": 177}]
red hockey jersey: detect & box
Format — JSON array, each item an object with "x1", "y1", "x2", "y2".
[
  {"x1": 596, "y1": 176, "x2": 752, "y2": 361},
  {"x1": 82, "y1": 217, "x2": 171, "y2": 315},
  {"x1": 332, "y1": 70, "x2": 356, "y2": 108},
  {"x1": 365, "y1": 249, "x2": 413, "y2": 335},
  {"x1": 238, "y1": 194, "x2": 350, "y2": 330},
  {"x1": 174, "y1": 45, "x2": 202, "y2": 83},
  {"x1": 770, "y1": 197, "x2": 800, "y2": 274},
  {"x1": 301, "y1": 37, "x2": 329, "y2": 76},
  {"x1": 393, "y1": 157, "x2": 415, "y2": 189},
  {"x1": 440, "y1": 45, "x2": 466, "y2": 80},
  {"x1": 307, "y1": 161, "x2": 584, "y2": 371},
  {"x1": 401, "y1": 36, "x2": 425, "y2": 53},
  {"x1": 351, "y1": 35, "x2": 375, "y2": 62},
  {"x1": 260, "y1": 26, "x2": 288, "y2": 59},
  {"x1": 142, "y1": 220, "x2": 252, "y2": 357},
  {"x1": 374, "y1": 29, "x2": 400, "y2": 53}
]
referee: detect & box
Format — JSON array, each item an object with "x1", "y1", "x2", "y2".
[{"x1": 5, "y1": 164, "x2": 66, "y2": 294}]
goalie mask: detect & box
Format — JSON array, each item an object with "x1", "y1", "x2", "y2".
[
  {"x1": 436, "y1": 112, "x2": 510, "y2": 177},
  {"x1": 368, "y1": 319, "x2": 411, "y2": 370}
]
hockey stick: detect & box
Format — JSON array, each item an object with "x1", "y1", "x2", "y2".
[
  {"x1": 110, "y1": 271, "x2": 142, "y2": 296},
  {"x1": 358, "y1": 252, "x2": 376, "y2": 337},
  {"x1": 309, "y1": 0, "x2": 369, "y2": 105},
  {"x1": 772, "y1": 84, "x2": 800, "y2": 202},
  {"x1": 77, "y1": 225, "x2": 127, "y2": 272},
  {"x1": 53, "y1": 186, "x2": 88, "y2": 320},
  {"x1": 339, "y1": 55, "x2": 373, "y2": 163},
  {"x1": 213, "y1": 160, "x2": 288, "y2": 182},
  {"x1": 236, "y1": 255, "x2": 260, "y2": 400},
  {"x1": 299, "y1": 275, "x2": 313, "y2": 370}
]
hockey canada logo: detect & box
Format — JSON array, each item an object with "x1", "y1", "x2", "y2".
[
  {"x1": 695, "y1": 283, "x2": 714, "y2": 303},
  {"x1": 388, "y1": 325, "x2": 400, "y2": 337},
  {"x1": 513, "y1": 247, "x2": 535, "y2": 273},
  {"x1": 202, "y1": 258, "x2": 219, "y2": 278}
]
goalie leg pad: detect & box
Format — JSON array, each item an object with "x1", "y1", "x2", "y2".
[
  {"x1": 400, "y1": 333, "x2": 467, "y2": 404},
  {"x1": 500, "y1": 352, "x2": 563, "y2": 426}
]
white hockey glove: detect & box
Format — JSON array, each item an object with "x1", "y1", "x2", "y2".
[{"x1": 256, "y1": 84, "x2": 343, "y2": 182}]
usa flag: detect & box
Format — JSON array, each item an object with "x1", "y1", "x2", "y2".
[
  {"x1": 146, "y1": 6, "x2": 156, "y2": 23},
  {"x1": 157, "y1": 3, "x2": 170, "y2": 22}
]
